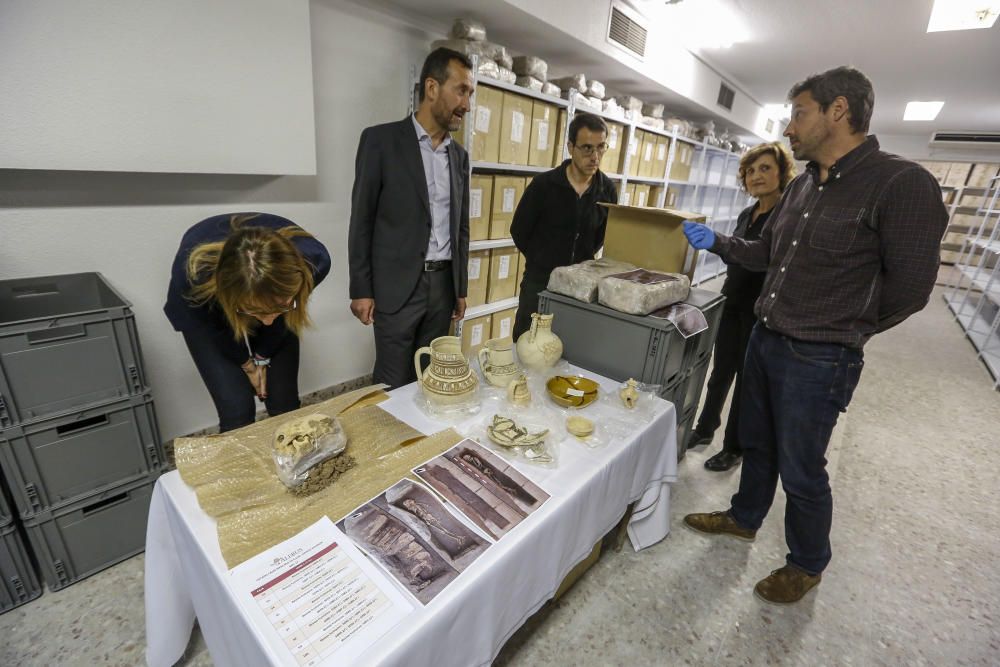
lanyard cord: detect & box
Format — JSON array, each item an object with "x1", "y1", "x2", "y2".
[{"x1": 243, "y1": 332, "x2": 264, "y2": 397}]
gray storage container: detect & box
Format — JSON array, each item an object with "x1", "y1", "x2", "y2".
[
  {"x1": 1, "y1": 522, "x2": 42, "y2": 613},
  {"x1": 680, "y1": 358, "x2": 711, "y2": 417},
  {"x1": 537, "y1": 287, "x2": 724, "y2": 388},
  {"x1": 0, "y1": 272, "x2": 149, "y2": 426},
  {"x1": 21, "y1": 475, "x2": 156, "y2": 591},
  {"x1": 0, "y1": 474, "x2": 12, "y2": 525},
  {"x1": 0, "y1": 393, "x2": 163, "y2": 517}
]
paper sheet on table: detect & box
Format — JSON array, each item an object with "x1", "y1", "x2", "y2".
[{"x1": 229, "y1": 516, "x2": 414, "y2": 667}]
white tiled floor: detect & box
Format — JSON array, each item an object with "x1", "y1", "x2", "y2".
[{"x1": 2, "y1": 285, "x2": 998, "y2": 666}]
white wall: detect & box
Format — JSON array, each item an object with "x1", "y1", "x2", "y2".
[
  {"x1": 0, "y1": 0, "x2": 441, "y2": 440},
  {"x1": 0, "y1": 0, "x2": 317, "y2": 174}
]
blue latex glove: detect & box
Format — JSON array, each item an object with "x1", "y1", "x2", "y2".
[{"x1": 683, "y1": 221, "x2": 715, "y2": 250}]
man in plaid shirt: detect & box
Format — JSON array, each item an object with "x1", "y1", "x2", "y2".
[{"x1": 682, "y1": 66, "x2": 948, "y2": 604}]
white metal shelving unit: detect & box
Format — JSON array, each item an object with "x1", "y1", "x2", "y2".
[
  {"x1": 943, "y1": 174, "x2": 1000, "y2": 390},
  {"x1": 411, "y1": 59, "x2": 750, "y2": 322}
]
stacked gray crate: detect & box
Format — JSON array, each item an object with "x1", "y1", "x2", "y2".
[
  {"x1": 0, "y1": 273, "x2": 163, "y2": 592},
  {"x1": 537, "y1": 287, "x2": 725, "y2": 461},
  {"x1": 0, "y1": 470, "x2": 41, "y2": 613}
]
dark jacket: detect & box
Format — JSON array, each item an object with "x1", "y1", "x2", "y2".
[
  {"x1": 348, "y1": 117, "x2": 470, "y2": 314},
  {"x1": 163, "y1": 213, "x2": 331, "y2": 363},
  {"x1": 720, "y1": 202, "x2": 770, "y2": 309},
  {"x1": 510, "y1": 160, "x2": 618, "y2": 277}
]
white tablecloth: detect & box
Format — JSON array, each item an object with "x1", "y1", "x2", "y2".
[{"x1": 145, "y1": 369, "x2": 677, "y2": 667}]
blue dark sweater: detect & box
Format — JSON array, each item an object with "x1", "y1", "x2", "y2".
[{"x1": 163, "y1": 213, "x2": 331, "y2": 363}]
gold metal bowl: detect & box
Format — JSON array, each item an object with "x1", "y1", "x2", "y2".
[{"x1": 546, "y1": 375, "x2": 600, "y2": 409}]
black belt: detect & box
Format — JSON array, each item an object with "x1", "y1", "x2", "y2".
[{"x1": 423, "y1": 260, "x2": 451, "y2": 272}]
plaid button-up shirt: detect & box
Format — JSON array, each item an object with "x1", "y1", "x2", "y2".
[{"x1": 712, "y1": 136, "x2": 948, "y2": 348}]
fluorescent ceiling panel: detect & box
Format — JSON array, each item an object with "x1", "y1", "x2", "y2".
[
  {"x1": 903, "y1": 101, "x2": 945, "y2": 121},
  {"x1": 927, "y1": 0, "x2": 1000, "y2": 32}
]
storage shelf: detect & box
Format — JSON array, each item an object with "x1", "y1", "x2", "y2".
[
  {"x1": 973, "y1": 239, "x2": 1000, "y2": 254},
  {"x1": 477, "y1": 76, "x2": 568, "y2": 108},
  {"x1": 470, "y1": 238, "x2": 516, "y2": 251},
  {"x1": 957, "y1": 266, "x2": 1000, "y2": 301},
  {"x1": 463, "y1": 296, "x2": 520, "y2": 321},
  {"x1": 472, "y1": 161, "x2": 551, "y2": 174},
  {"x1": 572, "y1": 105, "x2": 630, "y2": 124},
  {"x1": 944, "y1": 294, "x2": 1000, "y2": 387},
  {"x1": 628, "y1": 175, "x2": 668, "y2": 185}
]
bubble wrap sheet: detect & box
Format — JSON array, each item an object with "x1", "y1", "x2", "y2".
[{"x1": 174, "y1": 385, "x2": 464, "y2": 567}]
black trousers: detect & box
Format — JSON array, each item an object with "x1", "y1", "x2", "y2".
[
  {"x1": 182, "y1": 331, "x2": 301, "y2": 433},
  {"x1": 373, "y1": 270, "x2": 455, "y2": 389},
  {"x1": 694, "y1": 304, "x2": 757, "y2": 454},
  {"x1": 513, "y1": 271, "x2": 550, "y2": 342}
]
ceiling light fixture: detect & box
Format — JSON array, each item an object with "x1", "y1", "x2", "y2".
[
  {"x1": 904, "y1": 101, "x2": 945, "y2": 121},
  {"x1": 926, "y1": 0, "x2": 1000, "y2": 32},
  {"x1": 763, "y1": 103, "x2": 792, "y2": 120}
]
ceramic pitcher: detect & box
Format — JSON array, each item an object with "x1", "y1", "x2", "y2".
[
  {"x1": 515, "y1": 313, "x2": 563, "y2": 370},
  {"x1": 477, "y1": 338, "x2": 519, "y2": 388},
  {"x1": 414, "y1": 336, "x2": 478, "y2": 405}
]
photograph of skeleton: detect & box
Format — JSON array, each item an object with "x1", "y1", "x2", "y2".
[
  {"x1": 337, "y1": 478, "x2": 490, "y2": 604},
  {"x1": 413, "y1": 439, "x2": 549, "y2": 540}
]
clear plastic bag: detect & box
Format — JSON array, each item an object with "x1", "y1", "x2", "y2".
[
  {"x1": 470, "y1": 409, "x2": 561, "y2": 468},
  {"x1": 271, "y1": 413, "x2": 347, "y2": 489},
  {"x1": 449, "y1": 18, "x2": 487, "y2": 42},
  {"x1": 512, "y1": 55, "x2": 548, "y2": 80}
]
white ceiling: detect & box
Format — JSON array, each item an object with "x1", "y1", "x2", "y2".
[
  {"x1": 367, "y1": 0, "x2": 1000, "y2": 140},
  {"x1": 680, "y1": 0, "x2": 1000, "y2": 137}
]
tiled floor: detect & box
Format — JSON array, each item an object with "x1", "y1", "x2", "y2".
[{"x1": 2, "y1": 286, "x2": 998, "y2": 666}]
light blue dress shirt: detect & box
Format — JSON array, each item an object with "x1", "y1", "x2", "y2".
[{"x1": 412, "y1": 115, "x2": 453, "y2": 261}]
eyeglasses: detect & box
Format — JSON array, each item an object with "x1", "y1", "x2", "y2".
[
  {"x1": 238, "y1": 299, "x2": 297, "y2": 317},
  {"x1": 572, "y1": 142, "x2": 609, "y2": 157}
]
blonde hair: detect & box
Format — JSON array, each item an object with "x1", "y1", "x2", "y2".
[
  {"x1": 186, "y1": 214, "x2": 316, "y2": 342},
  {"x1": 739, "y1": 141, "x2": 796, "y2": 193}
]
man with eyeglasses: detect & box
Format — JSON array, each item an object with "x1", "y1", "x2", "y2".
[{"x1": 510, "y1": 112, "x2": 619, "y2": 340}]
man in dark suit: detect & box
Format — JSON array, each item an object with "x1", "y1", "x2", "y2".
[{"x1": 348, "y1": 47, "x2": 473, "y2": 388}]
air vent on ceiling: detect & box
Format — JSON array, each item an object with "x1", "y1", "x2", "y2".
[
  {"x1": 608, "y1": 3, "x2": 648, "y2": 58},
  {"x1": 717, "y1": 82, "x2": 735, "y2": 111},
  {"x1": 929, "y1": 131, "x2": 1000, "y2": 149}
]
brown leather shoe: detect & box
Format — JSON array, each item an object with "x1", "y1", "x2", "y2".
[
  {"x1": 754, "y1": 564, "x2": 822, "y2": 604},
  {"x1": 682, "y1": 511, "x2": 756, "y2": 541}
]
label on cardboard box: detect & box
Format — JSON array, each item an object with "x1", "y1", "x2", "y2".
[
  {"x1": 629, "y1": 137, "x2": 638, "y2": 155},
  {"x1": 471, "y1": 323, "x2": 484, "y2": 347},
  {"x1": 657, "y1": 144, "x2": 666, "y2": 160},
  {"x1": 644, "y1": 144, "x2": 653, "y2": 161},
  {"x1": 498, "y1": 254, "x2": 511, "y2": 279},
  {"x1": 638, "y1": 191, "x2": 647, "y2": 206},
  {"x1": 537, "y1": 121, "x2": 549, "y2": 150},
  {"x1": 609, "y1": 126, "x2": 619, "y2": 149},
  {"x1": 500, "y1": 317, "x2": 511, "y2": 339},
  {"x1": 502, "y1": 187, "x2": 515, "y2": 213},
  {"x1": 511, "y1": 111, "x2": 525, "y2": 143},
  {"x1": 475, "y1": 107, "x2": 491, "y2": 133},
  {"x1": 470, "y1": 189, "x2": 483, "y2": 219},
  {"x1": 469, "y1": 257, "x2": 481, "y2": 280},
  {"x1": 621, "y1": 191, "x2": 631, "y2": 205}
]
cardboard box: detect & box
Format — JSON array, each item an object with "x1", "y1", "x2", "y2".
[
  {"x1": 633, "y1": 184, "x2": 651, "y2": 208},
  {"x1": 637, "y1": 131, "x2": 656, "y2": 178},
  {"x1": 490, "y1": 176, "x2": 526, "y2": 239},
  {"x1": 626, "y1": 129, "x2": 642, "y2": 177},
  {"x1": 465, "y1": 249, "x2": 490, "y2": 307},
  {"x1": 515, "y1": 251, "x2": 526, "y2": 295},
  {"x1": 669, "y1": 141, "x2": 693, "y2": 182},
  {"x1": 944, "y1": 162, "x2": 972, "y2": 187},
  {"x1": 967, "y1": 163, "x2": 1000, "y2": 188},
  {"x1": 552, "y1": 109, "x2": 569, "y2": 167},
  {"x1": 603, "y1": 122, "x2": 625, "y2": 174},
  {"x1": 529, "y1": 101, "x2": 557, "y2": 168},
  {"x1": 487, "y1": 247, "x2": 519, "y2": 302},
  {"x1": 652, "y1": 135, "x2": 669, "y2": 180},
  {"x1": 620, "y1": 183, "x2": 636, "y2": 206},
  {"x1": 553, "y1": 540, "x2": 601, "y2": 601},
  {"x1": 469, "y1": 174, "x2": 494, "y2": 241},
  {"x1": 457, "y1": 84, "x2": 502, "y2": 163},
  {"x1": 919, "y1": 161, "x2": 951, "y2": 183},
  {"x1": 499, "y1": 91, "x2": 532, "y2": 165},
  {"x1": 600, "y1": 204, "x2": 707, "y2": 280},
  {"x1": 458, "y1": 314, "x2": 491, "y2": 359},
  {"x1": 491, "y1": 307, "x2": 517, "y2": 341}
]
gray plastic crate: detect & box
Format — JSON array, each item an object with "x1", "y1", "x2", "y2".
[
  {"x1": 680, "y1": 288, "x2": 726, "y2": 367},
  {"x1": 0, "y1": 272, "x2": 149, "y2": 426},
  {"x1": 680, "y1": 358, "x2": 711, "y2": 418},
  {"x1": 0, "y1": 474, "x2": 12, "y2": 525},
  {"x1": 1, "y1": 522, "x2": 42, "y2": 614},
  {"x1": 21, "y1": 475, "x2": 156, "y2": 591},
  {"x1": 538, "y1": 291, "x2": 689, "y2": 387},
  {"x1": 0, "y1": 393, "x2": 163, "y2": 517}
]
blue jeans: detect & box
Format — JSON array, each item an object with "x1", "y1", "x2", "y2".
[{"x1": 729, "y1": 324, "x2": 864, "y2": 574}]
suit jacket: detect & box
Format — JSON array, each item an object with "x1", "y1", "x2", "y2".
[{"x1": 348, "y1": 117, "x2": 470, "y2": 315}]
